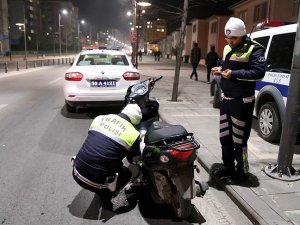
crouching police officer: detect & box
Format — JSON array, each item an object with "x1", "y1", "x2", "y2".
[
  {"x1": 71, "y1": 104, "x2": 142, "y2": 210},
  {"x1": 211, "y1": 17, "x2": 266, "y2": 182}
]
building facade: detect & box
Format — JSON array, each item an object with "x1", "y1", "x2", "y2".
[
  {"x1": 190, "y1": 19, "x2": 209, "y2": 59},
  {"x1": 39, "y1": 0, "x2": 78, "y2": 53},
  {"x1": 185, "y1": 0, "x2": 299, "y2": 60},
  {"x1": 0, "y1": 0, "x2": 9, "y2": 55},
  {"x1": 144, "y1": 18, "x2": 167, "y2": 43},
  {"x1": 8, "y1": 0, "x2": 41, "y2": 51}
]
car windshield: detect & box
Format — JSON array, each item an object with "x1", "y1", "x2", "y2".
[{"x1": 76, "y1": 54, "x2": 129, "y2": 66}]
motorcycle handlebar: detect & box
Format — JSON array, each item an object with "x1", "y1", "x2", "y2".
[{"x1": 149, "y1": 76, "x2": 163, "y2": 87}]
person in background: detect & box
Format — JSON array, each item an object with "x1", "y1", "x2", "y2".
[
  {"x1": 211, "y1": 17, "x2": 266, "y2": 183},
  {"x1": 205, "y1": 46, "x2": 219, "y2": 83},
  {"x1": 71, "y1": 104, "x2": 142, "y2": 211},
  {"x1": 138, "y1": 49, "x2": 143, "y2": 61},
  {"x1": 190, "y1": 42, "x2": 201, "y2": 81}
]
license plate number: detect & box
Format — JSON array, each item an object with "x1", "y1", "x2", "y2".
[{"x1": 90, "y1": 80, "x2": 116, "y2": 87}]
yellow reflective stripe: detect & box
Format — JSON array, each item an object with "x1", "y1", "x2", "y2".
[
  {"x1": 90, "y1": 127, "x2": 131, "y2": 149},
  {"x1": 242, "y1": 147, "x2": 249, "y2": 173},
  {"x1": 223, "y1": 45, "x2": 232, "y2": 60},
  {"x1": 90, "y1": 114, "x2": 139, "y2": 150},
  {"x1": 236, "y1": 45, "x2": 255, "y2": 59},
  {"x1": 223, "y1": 44, "x2": 255, "y2": 61}
]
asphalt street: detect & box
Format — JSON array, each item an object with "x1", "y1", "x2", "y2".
[{"x1": 0, "y1": 57, "x2": 254, "y2": 224}]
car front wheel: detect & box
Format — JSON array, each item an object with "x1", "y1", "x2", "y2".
[{"x1": 258, "y1": 102, "x2": 281, "y2": 142}]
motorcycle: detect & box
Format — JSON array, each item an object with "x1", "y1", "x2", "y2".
[{"x1": 124, "y1": 76, "x2": 208, "y2": 219}]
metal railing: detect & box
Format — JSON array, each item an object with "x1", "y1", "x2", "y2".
[{"x1": 0, "y1": 57, "x2": 75, "y2": 74}]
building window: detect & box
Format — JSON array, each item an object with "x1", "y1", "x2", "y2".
[
  {"x1": 238, "y1": 10, "x2": 247, "y2": 23},
  {"x1": 254, "y1": 2, "x2": 268, "y2": 22},
  {"x1": 211, "y1": 22, "x2": 217, "y2": 34},
  {"x1": 293, "y1": 0, "x2": 300, "y2": 17},
  {"x1": 193, "y1": 24, "x2": 196, "y2": 33}
]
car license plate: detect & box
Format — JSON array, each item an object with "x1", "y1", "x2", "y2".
[{"x1": 90, "y1": 80, "x2": 116, "y2": 87}]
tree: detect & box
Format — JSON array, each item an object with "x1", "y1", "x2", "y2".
[{"x1": 171, "y1": 0, "x2": 188, "y2": 101}]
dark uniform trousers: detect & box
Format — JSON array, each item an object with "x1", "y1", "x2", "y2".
[{"x1": 219, "y1": 97, "x2": 255, "y2": 174}]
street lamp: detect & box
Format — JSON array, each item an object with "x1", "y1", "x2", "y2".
[
  {"x1": 77, "y1": 20, "x2": 85, "y2": 52},
  {"x1": 133, "y1": 1, "x2": 151, "y2": 68},
  {"x1": 58, "y1": 9, "x2": 68, "y2": 56},
  {"x1": 16, "y1": 23, "x2": 27, "y2": 60}
]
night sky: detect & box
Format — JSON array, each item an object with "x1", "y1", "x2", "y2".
[{"x1": 76, "y1": 0, "x2": 242, "y2": 35}]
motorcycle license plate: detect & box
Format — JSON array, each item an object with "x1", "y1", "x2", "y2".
[{"x1": 90, "y1": 80, "x2": 116, "y2": 87}]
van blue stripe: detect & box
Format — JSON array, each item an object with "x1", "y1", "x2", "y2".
[{"x1": 256, "y1": 81, "x2": 289, "y2": 97}]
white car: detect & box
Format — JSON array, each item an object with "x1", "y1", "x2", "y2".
[{"x1": 64, "y1": 49, "x2": 140, "y2": 112}]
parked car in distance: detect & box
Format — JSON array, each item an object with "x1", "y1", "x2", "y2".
[
  {"x1": 64, "y1": 49, "x2": 140, "y2": 112},
  {"x1": 210, "y1": 23, "x2": 297, "y2": 143}
]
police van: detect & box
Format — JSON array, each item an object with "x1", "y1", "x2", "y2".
[{"x1": 210, "y1": 23, "x2": 297, "y2": 142}]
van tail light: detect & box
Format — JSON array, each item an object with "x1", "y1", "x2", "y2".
[
  {"x1": 170, "y1": 149, "x2": 193, "y2": 159},
  {"x1": 65, "y1": 72, "x2": 83, "y2": 81},
  {"x1": 123, "y1": 72, "x2": 140, "y2": 80}
]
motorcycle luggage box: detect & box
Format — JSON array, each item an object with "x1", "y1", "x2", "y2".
[{"x1": 145, "y1": 121, "x2": 188, "y2": 145}]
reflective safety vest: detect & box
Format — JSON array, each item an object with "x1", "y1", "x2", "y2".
[
  {"x1": 89, "y1": 114, "x2": 140, "y2": 150},
  {"x1": 223, "y1": 44, "x2": 255, "y2": 63},
  {"x1": 222, "y1": 42, "x2": 260, "y2": 82}
]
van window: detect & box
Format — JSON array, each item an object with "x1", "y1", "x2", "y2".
[
  {"x1": 253, "y1": 36, "x2": 269, "y2": 48},
  {"x1": 266, "y1": 32, "x2": 296, "y2": 73}
]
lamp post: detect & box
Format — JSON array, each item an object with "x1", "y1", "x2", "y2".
[
  {"x1": 131, "y1": 1, "x2": 151, "y2": 68},
  {"x1": 16, "y1": 22, "x2": 27, "y2": 60},
  {"x1": 77, "y1": 20, "x2": 85, "y2": 52},
  {"x1": 58, "y1": 9, "x2": 68, "y2": 56}
]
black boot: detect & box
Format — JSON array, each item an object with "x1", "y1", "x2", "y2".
[
  {"x1": 98, "y1": 189, "x2": 114, "y2": 211},
  {"x1": 212, "y1": 166, "x2": 235, "y2": 178}
]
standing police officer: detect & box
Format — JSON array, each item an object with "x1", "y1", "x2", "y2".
[
  {"x1": 211, "y1": 17, "x2": 266, "y2": 182},
  {"x1": 72, "y1": 104, "x2": 142, "y2": 210}
]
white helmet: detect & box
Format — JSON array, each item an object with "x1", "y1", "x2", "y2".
[
  {"x1": 122, "y1": 104, "x2": 142, "y2": 125},
  {"x1": 224, "y1": 17, "x2": 246, "y2": 37}
]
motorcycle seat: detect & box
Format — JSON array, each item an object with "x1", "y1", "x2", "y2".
[{"x1": 145, "y1": 121, "x2": 188, "y2": 145}]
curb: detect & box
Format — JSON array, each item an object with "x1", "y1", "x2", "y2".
[{"x1": 159, "y1": 110, "x2": 284, "y2": 225}]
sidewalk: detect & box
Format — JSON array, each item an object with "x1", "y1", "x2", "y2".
[{"x1": 139, "y1": 55, "x2": 300, "y2": 225}]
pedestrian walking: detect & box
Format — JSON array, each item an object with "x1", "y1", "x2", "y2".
[
  {"x1": 205, "y1": 46, "x2": 219, "y2": 83},
  {"x1": 211, "y1": 17, "x2": 266, "y2": 183},
  {"x1": 138, "y1": 49, "x2": 143, "y2": 61},
  {"x1": 190, "y1": 42, "x2": 201, "y2": 81}
]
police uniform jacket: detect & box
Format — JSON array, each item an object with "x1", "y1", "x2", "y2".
[
  {"x1": 221, "y1": 36, "x2": 266, "y2": 98},
  {"x1": 74, "y1": 113, "x2": 140, "y2": 183}
]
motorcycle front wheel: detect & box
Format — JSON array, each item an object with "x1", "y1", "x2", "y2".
[{"x1": 170, "y1": 190, "x2": 193, "y2": 219}]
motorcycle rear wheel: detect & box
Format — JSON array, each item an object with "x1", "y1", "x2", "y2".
[{"x1": 171, "y1": 190, "x2": 193, "y2": 219}]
